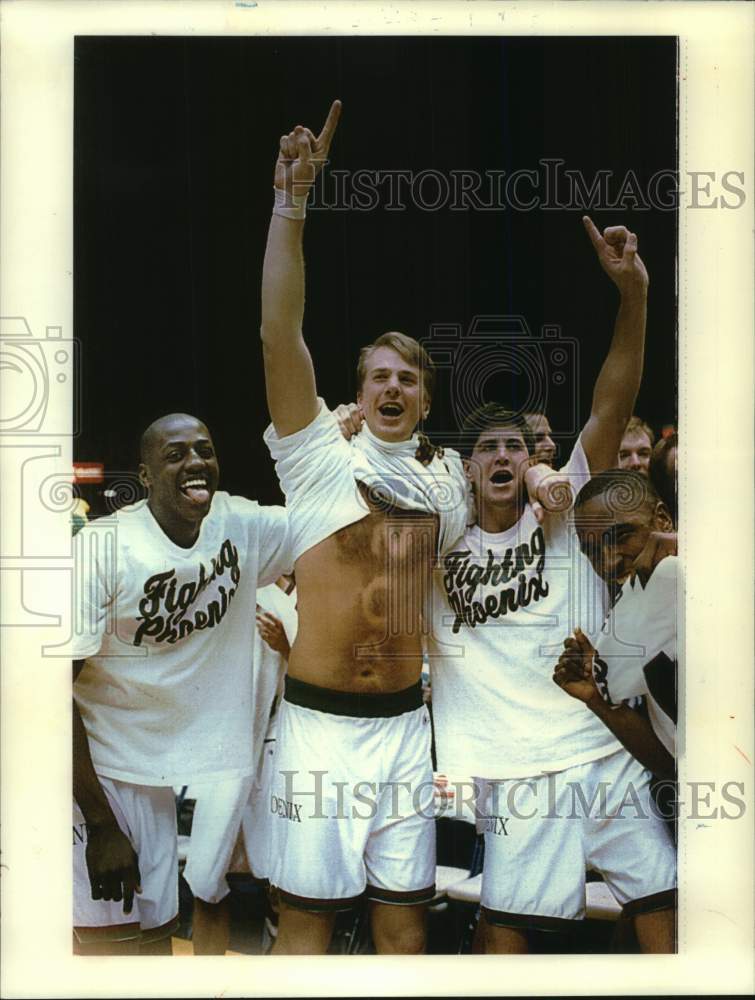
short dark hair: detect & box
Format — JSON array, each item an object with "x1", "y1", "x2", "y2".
[
  {"x1": 459, "y1": 403, "x2": 536, "y2": 458},
  {"x1": 575, "y1": 468, "x2": 660, "y2": 519},
  {"x1": 523, "y1": 411, "x2": 546, "y2": 425},
  {"x1": 649, "y1": 433, "x2": 678, "y2": 525},
  {"x1": 139, "y1": 413, "x2": 209, "y2": 466},
  {"x1": 356, "y1": 331, "x2": 436, "y2": 404}
]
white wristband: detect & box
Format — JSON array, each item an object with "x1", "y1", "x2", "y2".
[{"x1": 273, "y1": 186, "x2": 308, "y2": 220}]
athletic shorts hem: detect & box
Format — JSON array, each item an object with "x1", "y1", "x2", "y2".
[
  {"x1": 481, "y1": 906, "x2": 578, "y2": 932},
  {"x1": 366, "y1": 884, "x2": 436, "y2": 906},
  {"x1": 621, "y1": 887, "x2": 677, "y2": 918},
  {"x1": 139, "y1": 914, "x2": 180, "y2": 944},
  {"x1": 277, "y1": 888, "x2": 364, "y2": 913},
  {"x1": 73, "y1": 920, "x2": 141, "y2": 945},
  {"x1": 227, "y1": 871, "x2": 270, "y2": 889},
  {"x1": 182, "y1": 873, "x2": 232, "y2": 905}
]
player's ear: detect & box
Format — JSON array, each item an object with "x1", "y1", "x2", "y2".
[
  {"x1": 138, "y1": 463, "x2": 151, "y2": 490},
  {"x1": 462, "y1": 457, "x2": 476, "y2": 486},
  {"x1": 654, "y1": 501, "x2": 674, "y2": 532}
]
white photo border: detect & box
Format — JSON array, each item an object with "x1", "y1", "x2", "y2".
[{"x1": 1, "y1": 1, "x2": 753, "y2": 996}]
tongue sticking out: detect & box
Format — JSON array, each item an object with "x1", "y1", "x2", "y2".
[{"x1": 184, "y1": 486, "x2": 210, "y2": 504}]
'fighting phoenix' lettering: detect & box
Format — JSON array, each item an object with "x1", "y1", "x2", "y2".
[
  {"x1": 442, "y1": 526, "x2": 549, "y2": 633},
  {"x1": 134, "y1": 538, "x2": 241, "y2": 645}
]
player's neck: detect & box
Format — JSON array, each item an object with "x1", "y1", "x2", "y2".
[
  {"x1": 476, "y1": 498, "x2": 524, "y2": 534},
  {"x1": 148, "y1": 499, "x2": 202, "y2": 549},
  {"x1": 366, "y1": 425, "x2": 416, "y2": 446}
]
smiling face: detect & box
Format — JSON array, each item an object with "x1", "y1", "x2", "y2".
[
  {"x1": 138, "y1": 414, "x2": 220, "y2": 547},
  {"x1": 357, "y1": 345, "x2": 427, "y2": 442},
  {"x1": 575, "y1": 491, "x2": 672, "y2": 587},
  {"x1": 618, "y1": 429, "x2": 653, "y2": 476},
  {"x1": 466, "y1": 424, "x2": 532, "y2": 530}
]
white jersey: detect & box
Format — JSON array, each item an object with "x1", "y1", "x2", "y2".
[
  {"x1": 72, "y1": 493, "x2": 291, "y2": 786},
  {"x1": 592, "y1": 556, "x2": 679, "y2": 757},
  {"x1": 251, "y1": 583, "x2": 297, "y2": 764},
  {"x1": 428, "y1": 437, "x2": 620, "y2": 779},
  {"x1": 263, "y1": 399, "x2": 468, "y2": 562}
]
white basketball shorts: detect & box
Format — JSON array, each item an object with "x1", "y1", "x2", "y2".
[
  {"x1": 182, "y1": 773, "x2": 255, "y2": 903},
  {"x1": 475, "y1": 748, "x2": 677, "y2": 929},
  {"x1": 73, "y1": 778, "x2": 179, "y2": 944},
  {"x1": 268, "y1": 676, "x2": 436, "y2": 911}
]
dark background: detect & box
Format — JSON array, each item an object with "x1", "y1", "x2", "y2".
[{"x1": 74, "y1": 35, "x2": 677, "y2": 510}]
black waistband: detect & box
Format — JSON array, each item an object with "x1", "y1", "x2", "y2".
[{"x1": 284, "y1": 675, "x2": 423, "y2": 718}]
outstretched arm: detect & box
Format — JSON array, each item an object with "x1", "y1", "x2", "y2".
[
  {"x1": 260, "y1": 100, "x2": 341, "y2": 437},
  {"x1": 580, "y1": 216, "x2": 649, "y2": 474}
]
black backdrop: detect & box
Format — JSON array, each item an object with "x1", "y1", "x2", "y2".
[{"x1": 74, "y1": 35, "x2": 677, "y2": 509}]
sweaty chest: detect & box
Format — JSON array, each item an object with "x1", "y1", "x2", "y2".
[{"x1": 334, "y1": 502, "x2": 439, "y2": 574}]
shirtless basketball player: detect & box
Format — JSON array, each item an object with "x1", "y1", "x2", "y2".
[{"x1": 259, "y1": 100, "x2": 471, "y2": 955}]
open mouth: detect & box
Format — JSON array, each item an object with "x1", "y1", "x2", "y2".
[
  {"x1": 378, "y1": 403, "x2": 404, "y2": 418},
  {"x1": 490, "y1": 470, "x2": 513, "y2": 485},
  {"x1": 180, "y1": 477, "x2": 211, "y2": 505}
]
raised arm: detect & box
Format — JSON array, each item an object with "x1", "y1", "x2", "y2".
[
  {"x1": 260, "y1": 100, "x2": 341, "y2": 437},
  {"x1": 579, "y1": 216, "x2": 649, "y2": 474}
]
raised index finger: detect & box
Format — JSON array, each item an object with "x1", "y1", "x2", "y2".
[
  {"x1": 317, "y1": 99, "x2": 342, "y2": 151},
  {"x1": 582, "y1": 215, "x2": 604, "y2": 252}
]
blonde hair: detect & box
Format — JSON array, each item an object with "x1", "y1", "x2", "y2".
[
  {"x1": 356, "y1": 332, "x2": 440, "y2": 466},
  {"x1": 356, "y1": 331, "x2": 436, "y2": 404},
  {"x1": 623, "y1": 415, "x2": 656, "y2": 446}
]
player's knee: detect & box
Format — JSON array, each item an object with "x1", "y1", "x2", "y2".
[
  {"x1": 633, "y1": 905, "x2": 676, "y2": 954},
  {"x1": 371, "y1": 910, "x2": 426, "y2": 955},
  {"x1": 139, "y1": 934, "x2": 173, "y2": 956},
  {"x1": 73, "y1": 933, "x2": 140, "y2": 956},
  {"x1": 375, "y1": 924, "x2": 425, "y2": 954},
  {"x1": 483, "y1": 921, "x2": 528, "y2": 954},
  {"x1": 273, "y1": 904, "x2": 336, "y2": 955},
  {"x1": 390, "y1": 924, "x2": 425, "y2": 954}
]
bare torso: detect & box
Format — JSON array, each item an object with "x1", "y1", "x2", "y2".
[{"x1": 290, "y1": 487, "x2": 439, "y2": 693}]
